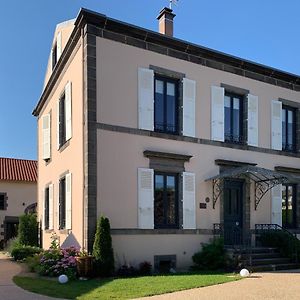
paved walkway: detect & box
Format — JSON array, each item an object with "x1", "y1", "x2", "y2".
[
  {"x1": 138, "y1": 269, "x2": 300, "y2": 300},
  {"x1": 0, "y1": 253, "x2": 61, "y2": 300}
]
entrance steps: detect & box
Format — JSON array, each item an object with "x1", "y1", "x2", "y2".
[{"x1": 229, "y1": 247, "x2": 300, "y2": 272}]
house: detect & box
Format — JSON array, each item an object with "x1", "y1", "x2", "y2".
[
  {"x1": 0, "y1": 157, "x2": 37, "y2": 248},
  {"x1": 33, "y1": 7, "x2": 300, "y2": 270}
]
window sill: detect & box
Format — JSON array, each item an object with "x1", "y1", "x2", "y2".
[
  {"x1": 58, "y1": 140, "x2": 70, "y2": 153},
  {"x1": 44, "y1": 229, "x2": 54, "y2": 234},
  {"x1": 59, "y1": 229, "x2": 69, "y2": 234}
]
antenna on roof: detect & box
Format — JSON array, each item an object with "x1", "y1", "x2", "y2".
[{"x1": 169, "y1": 0, "x2": 179, "y2": 10}]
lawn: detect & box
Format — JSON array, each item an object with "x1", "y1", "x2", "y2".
[{"x1": 14, "y1": 273, "x2": 240, "y2": 300}]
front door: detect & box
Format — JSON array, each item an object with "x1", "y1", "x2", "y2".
[{"x1": 224, "y1": 180, "x2": 243, "y2": 245}]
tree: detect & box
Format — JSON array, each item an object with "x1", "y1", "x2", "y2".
[
  {"x1": 92, "y1": 216, "x2": 114, "y2": 276},
  {"x1": 18, "y1": 213, "x2": 38, "y2": 247}
]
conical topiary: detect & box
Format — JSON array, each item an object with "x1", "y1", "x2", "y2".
[{"x1": 92, "y1": 216, "x2": 114, "y2": 276}]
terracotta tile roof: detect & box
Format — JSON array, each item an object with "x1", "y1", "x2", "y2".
[{"x1": 0, "y1": 158, "x2": 37, "y2": 182}]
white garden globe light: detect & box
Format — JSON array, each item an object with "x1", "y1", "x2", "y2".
[
  {"x1": 58, "y1": 274, "x2": 68, "y2": 284},
  {"x1": 240, "y1": 268, "x2": 250, "y2": 277}
]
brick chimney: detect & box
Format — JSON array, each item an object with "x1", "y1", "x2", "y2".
[{"x1": 157, "y1": 7, "x2": 176, "y2": 37}]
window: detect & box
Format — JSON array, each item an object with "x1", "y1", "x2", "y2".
[
  {"x1": 0, "y1": 193, "x2": 6, "y2": 210},
  {"x1": 282, "y1": 106, "x2": 296, "y2": 152},
  {"x1": 282, "y1": 184, "x2": 297, "y2": 229},
  {"x1": 154, "y1": 172, "x2": 178, "y2": 228},
  {"x1": 154, "y1": 76, "x2": 179, "y2": 134},
  {"x1": 224, "y1": 93, "x2": 244, "y2": 143},
  {"x1": 59, "y1": 177, "x2": 66, "y2": 229},
  {"x1": 44, "y1": 187, "x2": 50, "y2": 230},
  {"x1": 58, "y1": 93, "x2": 66, "y2": 148},
  {"x1": 52, "y1": 43, "x2": 58, "y2": 70}
]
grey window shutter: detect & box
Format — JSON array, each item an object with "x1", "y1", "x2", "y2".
[
  {"x1": 49, "y1": 184, "x2": 54, "y2": 230},
  {"x1": 65, "y1": 173, "x2": 72, "y2": 230},
  {"x1": 271, "y1": 100, "x2": 282, "y2": 150},
  {"x1": 57, "y1": 31, "x2": 62, "y2": 60},
  {"x1": 247, "y1": 94, "x2": 259, "y2": 147},
  {"x1": 183, "y1": 78, "x2": 196, "y2": 137},
  {"x1": 42, "y1": 114, "x2": 51, "y2": 160},
  {"x1": 65, "y1": 81, "x2": 72, "y2": 141},
  {"x1": 183, "y1": 172, "x2": 196, "y2": 229},
  {"x1": 138, "y1": 68, "x2": 154, "y2": 131},
  {"x1": 211, "y1": 86, "x2": 225, "y2": 141},
  {"x1": 138, "y1": 168, "x2": 154, "y2": 229},
  {"x1": 271, "y1": 184, "x2": 282, "y2": 226}
]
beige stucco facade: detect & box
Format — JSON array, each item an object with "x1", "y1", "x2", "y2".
[
  {"x1": 0, "y1": 181, "x2": 36, "y2": 245},
  {"x1": 37, "y1": 25, "x2": 84, "y2": 249},
  {"x1": 35, "y1": 9, "x2": 300, "y2": 270}
]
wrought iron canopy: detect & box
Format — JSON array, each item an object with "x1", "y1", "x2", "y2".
[{"x1": 205, "y1": 166, "x2": 299, "y2": 210}]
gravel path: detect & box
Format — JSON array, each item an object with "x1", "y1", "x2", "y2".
[
  {"x1": 0, "y1": 253, "x2": 62, "y2": 300},
  {"x1": 137, "y1": 270, "x2": 300, "y2": 300}
]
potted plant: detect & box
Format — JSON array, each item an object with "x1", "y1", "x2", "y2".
[{"x1": 75, "y1": 250, "x2": 94, "y2": 278}]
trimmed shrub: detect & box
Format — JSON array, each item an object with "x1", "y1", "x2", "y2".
[
  {"x1": 11, "y1": 245, "x2": 42, "y2": 261},
  {"x1": 192, "y1": 238, "x2": 230, "y2": 270},
  {"x1": 18, "y1": 213, "x2": 38, "y2": 247},
  {"x1": 92, "y1": 216, "x2": 114, "y2": 276}
]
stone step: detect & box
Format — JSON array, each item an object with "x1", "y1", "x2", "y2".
[
  {"x1": 246, "y1": 257, "x2": 291, "y2": 266},
  {"x1": 247, "y1": 263, "x2": 300, "y2": 273}
]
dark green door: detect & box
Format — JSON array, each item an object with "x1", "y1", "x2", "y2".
[{"x1": 224, "y1": 180, "x2": 243, "y2": 245}]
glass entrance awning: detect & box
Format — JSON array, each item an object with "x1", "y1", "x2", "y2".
[{"x1": 205, "y1": 165, "x2": 299, "y2": 210}]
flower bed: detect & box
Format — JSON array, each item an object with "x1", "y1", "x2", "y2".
[{"x1": 38, "y1": 246, "x2": 79, "y2": 279}]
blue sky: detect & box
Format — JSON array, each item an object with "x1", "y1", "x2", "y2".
[{"x1": 0, "y1": 0, "x2": 299, "y2": 160}]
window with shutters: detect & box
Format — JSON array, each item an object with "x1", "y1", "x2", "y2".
[
  {"x1": 44, "y1": 187, "x2": 50, "y2": 230},
  {"x1": 0, "y1": 193, "x2": 6, "y2": 210},
  {"x1": 282, "y1": 105, "x2": 296, "y2": 152},
  {"x1": 58, "y1": 92, "x2": 66, "y2": 148},
  {"x1": 282, "y1": 184, "x2": 297, "y2": 229},
  {"x1": 154, "y1": 172, "x2": 179, "y2": 229},
  {"x1": 224, "y1": 92, "x2": 244, "y2": 143},
  {"x1": 154, "y1": 76, "x2": 179, "y2": 134},
  {"x1": 59, "y1": 177, "x2": 66, "y2": 230}
]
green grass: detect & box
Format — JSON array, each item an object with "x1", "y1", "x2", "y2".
[{"x1": 14, "y1": 273, "x2": 240, "y2": 300}]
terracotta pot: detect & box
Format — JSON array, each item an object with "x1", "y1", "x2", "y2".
[{"x1": 75, "y1": 256, "x2": 94, "y2": 277}]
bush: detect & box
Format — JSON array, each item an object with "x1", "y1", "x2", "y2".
[
  {"x1": 4, "y1": 237, "x2": 20, "y2": 254},
  {"x1": 38, "y1": 246, "x2": 79, "y2": 279},
  {"x1": 116, "y1": 264, "x2": 138, "y2": 277},
  {"x1": 92, "y1": 216, "x2": 114, "y2": 276},
  {"x1": 11, "y1": 245, "x2": 42, "y2": 261},
  {"x1": 18, "y1": 214, "x2": 38, "y2": 247},
  {"x1": 25, "y1": 254, "x2": 42, "y2": 272},
  {"x1": 259, "y1": 231, "x2": 300, "y2": 259},
  {"x1": 192, "y1": 238, "x2": 230, "y2": 270},
  {"x1": 139, "y1": 261, "x2": 152, "y2": 276}
]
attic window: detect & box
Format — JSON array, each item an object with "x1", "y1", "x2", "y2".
[{"x1": 52, "y1": 43, "x2": 58, "y2": 70}]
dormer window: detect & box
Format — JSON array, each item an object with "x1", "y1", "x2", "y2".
[
  {"x1": 52, "y1": 43, "x2": 58, "y2": 70},
  {"x1": 51, "y1": 31, "x2": 62, "y2": 71}
]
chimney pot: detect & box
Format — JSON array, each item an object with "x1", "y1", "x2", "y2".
[{"x1": 157, "y1": 7, "x2": 176, "y2": 37}]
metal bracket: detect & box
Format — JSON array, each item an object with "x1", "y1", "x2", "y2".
[
  {"x1": 254, "y1": 179, "x2": 286, "y2": 210},
  {"x1": 212, "y1": 178, "x2": 223, "y2": 209}
]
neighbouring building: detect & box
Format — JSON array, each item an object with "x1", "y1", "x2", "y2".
[
  {"x1": 33, "y1": 7, "x2": 300, "y2": 270},
  {"x1": 0, "y1": 157, "x2": 37, "y2": 248}
]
